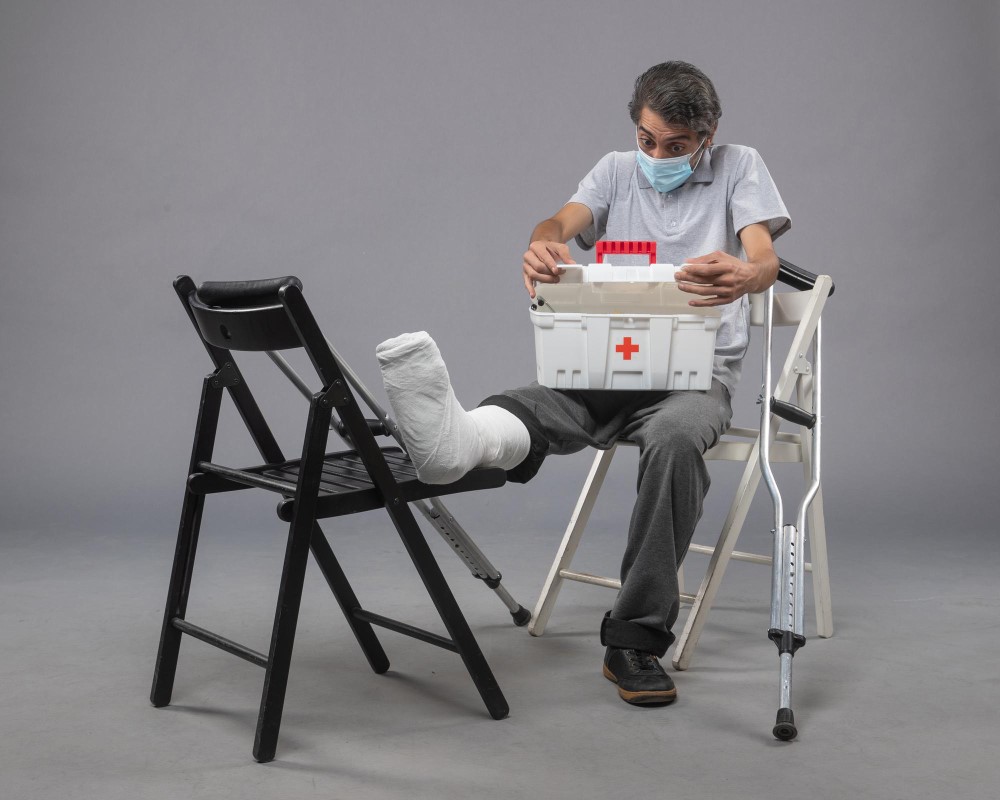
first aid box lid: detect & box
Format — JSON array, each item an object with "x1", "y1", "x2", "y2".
[{"x1": 533, "y1": 263, "x2": 722, "y2": 318}]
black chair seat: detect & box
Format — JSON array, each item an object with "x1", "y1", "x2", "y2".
[{"x1": 189, "y1": 447, "x2": 506, "y2": 520}]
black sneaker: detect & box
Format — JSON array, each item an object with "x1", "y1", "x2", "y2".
[{"x1": 602, "y1": 646, "x2": 677, "y2": 705}]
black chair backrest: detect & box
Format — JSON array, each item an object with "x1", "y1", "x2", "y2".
[
  {"x1": 184, "y1": 276, "x2": 305, "y2": 352},
  {"x1": 174, "y1": 274, "x2": 387, "y2": 469}
]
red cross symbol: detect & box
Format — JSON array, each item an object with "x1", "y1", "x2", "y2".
[{"x1": 615, "y1": 337, "x2": 639, "y2": 360}]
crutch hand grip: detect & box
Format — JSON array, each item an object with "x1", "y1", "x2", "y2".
[
  {"x1": 770, "y1": 398, "x2": 817, "y2": 430},
  {"x1": 335, "y1": 418, "x2": 390, "y2": 439}
]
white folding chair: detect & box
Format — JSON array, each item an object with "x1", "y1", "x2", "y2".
[{"x1": 527, "y1": 261, "x2": 834, "y2": 671}]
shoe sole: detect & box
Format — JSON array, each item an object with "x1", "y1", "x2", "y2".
[{"x1": 603, "y1": 664, "x2": 677, "y2": 705}]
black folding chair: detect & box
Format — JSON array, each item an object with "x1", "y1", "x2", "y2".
[{"x1": 151, "y1": 276, "x2": 509, "y2": 762}]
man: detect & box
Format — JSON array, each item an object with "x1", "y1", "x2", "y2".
[{"x1": 377, "y1": 61, "x2": 789, "y2": 705}]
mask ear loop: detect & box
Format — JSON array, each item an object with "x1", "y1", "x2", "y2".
[{"x1": 691, "y1": 137, "x2": 708, "y2": 171}]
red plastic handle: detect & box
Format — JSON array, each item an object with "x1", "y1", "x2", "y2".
[{"x1": 595, "y1": 240, "x2": 657, "y2": 264}]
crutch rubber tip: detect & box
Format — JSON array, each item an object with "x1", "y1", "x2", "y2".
[
  {"x1": 510, "y1": 605, "x2": 531, "y2": 627},
  {"x1": 773, "y1": 708, "x2": 797, "y2": 741}
]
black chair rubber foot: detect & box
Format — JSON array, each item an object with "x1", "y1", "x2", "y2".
[
  {"x1": 773, "y1": 707, "x2": 797, "y2": 741},
  {"x1": 510, "y1": 606, "x2": 531, "y2": 627}
]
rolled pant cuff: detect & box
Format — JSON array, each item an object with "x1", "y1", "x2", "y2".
[{"x1": 600, "y1": 612, "x2": 674, "y2": 658}]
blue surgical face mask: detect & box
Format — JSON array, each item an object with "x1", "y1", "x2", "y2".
[{"x1": 635, "y1": 132, "x2": 707, "y2": 193}]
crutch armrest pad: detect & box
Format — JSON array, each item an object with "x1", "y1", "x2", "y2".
[{"x1": 777, "y1": 259, "x2": 835, "y2": 296}]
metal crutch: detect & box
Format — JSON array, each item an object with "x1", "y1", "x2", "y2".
[
  {"x1": 759, "y1": 284, "x2": 822, "y2": 741},
  {"x1": 266, "y1": 343, "x2": 531, "y2": 626}
]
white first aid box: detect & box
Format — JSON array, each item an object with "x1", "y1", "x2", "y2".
[{"x1": 530, "y1": 262, "x2": 721, "y2": 391}]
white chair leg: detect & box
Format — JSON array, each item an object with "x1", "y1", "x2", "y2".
[
  {"x1": 807, "y1": 486, "x2": 833, "y2": 638},
  {"x1": 529, "y1": 446, "x2": 618, "y2": 636},
  {"x1": 672, "y1": 444, "x2": 763, "y2": 670}
]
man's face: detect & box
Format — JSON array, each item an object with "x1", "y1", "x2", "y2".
[{"x1": 636, "y1": 108, "x2": 712, "y2": 161}]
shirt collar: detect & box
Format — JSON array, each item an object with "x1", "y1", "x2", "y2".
[
  {"x1": 635, "y1": 145, "x2": 715, "y2": 189},
  {"x1": 690, "y1": 146, "x2": 715, "y2": 183}
]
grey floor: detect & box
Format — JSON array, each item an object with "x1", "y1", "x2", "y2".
[{"x1": 3, "y1": 467, "x2": 998, "y2": 800}]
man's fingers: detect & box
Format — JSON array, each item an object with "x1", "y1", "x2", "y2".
[
  {"x1": 685, "y1": 250, "x2": 726, "y2": 264},
  {"x1": 552, "y1": 243, "x2": 577, "y2": 265},
  {"x1": 530, "y1": 241, "x2": 573, "y2": 272},
  {"x1": 687, "y1": 296, "x2": 727, "y2": 308},
  {"x1": 542, "y1": 243, "x2": 570, "y2": 272},
  {"x1": 524, "y1": 241, "x2": 576, "y2": 300},
  {"x1": 524, "y1": 263, "x2": 561, "y2": 284},
  {"x1": 678, "y1": 262, "x2": 729, "y2": 280},
  {"x1": 524, "y1": 249, "x2": 557, "y2": 276},
  {"x1": 677, "y1": 281, "x2": 722, "y2": 297}
]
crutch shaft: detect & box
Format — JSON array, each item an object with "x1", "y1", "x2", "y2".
[
  {"x1": 413, "y1": 497, "x2": 531, "y2": 626},
  {"x1": 778, "y1": 652, "x2": 793, "y2": 709},
  {"x1": 773, "y1": 652, "x2": 797, "y2": 740}
]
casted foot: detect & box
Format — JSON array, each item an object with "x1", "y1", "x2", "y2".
[
  {"x1": 376, "y1": 331, "x2": 529, "y2": 484},
  {"x1": 376, "y1": 331, "x2": 484, "y2": 484}
]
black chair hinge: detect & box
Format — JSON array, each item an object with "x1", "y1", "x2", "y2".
[
  {"x1": 319, "y1": 379, "x2": 351, "y2": 408},
  {"x1": 210, "y1": 362, "x2": 241, "y2": 389}
]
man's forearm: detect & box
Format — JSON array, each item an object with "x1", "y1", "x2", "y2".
[
  {"x1": 747, "y1": 252, "x2": 779, "y2": 293},
  {"x1": 529, "y1": 203, "x2": 594, "y2": 245},
  {"x1": 739, "y1": 221, "x2": 780, "y2": 294},
  {"x1": 530, "y1": 218, "x2": 566, "y2": 244}
]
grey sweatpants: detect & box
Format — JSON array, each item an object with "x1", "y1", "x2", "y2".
[{"x1": 482, "y1": 380, "x2": 733, "y2": 657}]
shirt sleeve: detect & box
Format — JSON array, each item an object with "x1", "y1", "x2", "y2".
[
  {"x1": 730, "y1": 148, "x2": 791, "y2": 241},
  {"x1": 567, "y1": 152, "x2": 616, "y2": 249}
]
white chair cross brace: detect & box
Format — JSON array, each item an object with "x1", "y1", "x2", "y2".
[{"x1": 528, "y1": 272, "x2": 834, "y2": 671}]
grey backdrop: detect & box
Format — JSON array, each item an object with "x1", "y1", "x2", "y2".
[
  {"x1": 2, "y1": 0, "x2": 1000, "y2": 795},
  {"x1": 3, "y1": 0, "x2": 998, "y2": 540}
]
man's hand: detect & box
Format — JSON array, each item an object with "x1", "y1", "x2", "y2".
[
  {"x1": 522, "y1": 203, "x2": 592, "y2": 298},
  {"x1": 675, "y1": 222, "x2": 779, "y2": 307},
  {"x1": 674, "y1": 252, "x2": 761, "y2": 307},
  {"x1": 523, "y1": 240, "x2": 576, "y2": 298}
]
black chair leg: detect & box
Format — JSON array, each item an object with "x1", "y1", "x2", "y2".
[
  {"x1": 252, "y1": 395, "x2": 335, "y2": 763},
  {"x1": 151, "y1": 377, "x2": 222, "y2": 708},
  {"x1": 387, "y1": 504, "x2": 509, "y2": 720},
  {"x1": 252, "y1": 512, "x2": 315, "y2": 762},
  {"x1": 150, "y1": 488, "x2": 206, "y2": 707},
  {"x1": 309, "y1": 524, "x2": 390, "y2": 674}
]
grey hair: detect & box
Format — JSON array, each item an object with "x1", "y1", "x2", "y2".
[{"x1": 628, "y1": 61, "x2": 722, "y2": 137}]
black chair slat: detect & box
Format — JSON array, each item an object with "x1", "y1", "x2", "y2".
[
  {"x1": 381, "y1": 452, "x2": 419, "y2": 477},
  {"x1": 320, "y1": 458, "x2": 378, "y2": 484},
  {"x1": 317, "y1": 468, "x2": 375, "y2": 493}
]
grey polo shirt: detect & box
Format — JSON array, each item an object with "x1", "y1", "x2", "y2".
[{"x1": 568, "y1": 144, "x2": 790, "y2": 396}]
